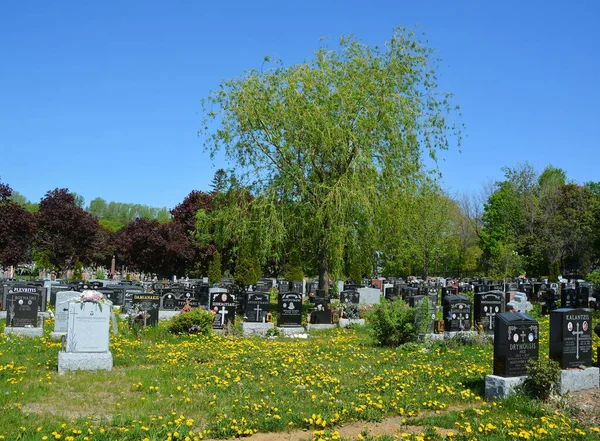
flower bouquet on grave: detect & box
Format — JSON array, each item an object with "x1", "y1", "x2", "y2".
[
  {"x1": 73, "y1": 290, "x2": 112, "y2": 312},
  {"x1": 126, "y1": 304, "x2": 148, "y2": 332}
]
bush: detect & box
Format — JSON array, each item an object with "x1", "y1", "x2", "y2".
[
  {"x1": 368, "y1": 298, "x2": 418, "y2": 346},
  {"x1": 524, "y1": 357, "x2": 561, "y2": 401},
  {"x1": 166, "y1": 309, "x2": 213, "y2": 335}
]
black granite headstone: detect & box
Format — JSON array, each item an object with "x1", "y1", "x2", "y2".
[
  {"x1": 340, "y1": 291, "x2": 360, "y2": 305},
  {"x1": 561, "y1": 288, "x2": 577, "y2": 309},
  {"x1": 310, "y1": 297, "x2": 331, "y2": 324},
  {"x1": 245, "y1": 292, "x2": 270, "y2": 322},
  {"x1": 49, "y1": 285, "x2": 70, "y2": 307},
  {"x1": 132, "y1": 293, "x2": 160, "y2": 326},
  {"x1": 493, "y1": 312, "x2": 539, "y2": 377},
  {"x1": 6, "y1": 292, "x2": 39, "y2": 327},
  {"x1": 278, "y1": 292, "x2": 302, "y2": 326},
  {"x1": 443, "y1": 295, "x2": 472, "y2": 332},
  {"x1": 160, "y1": 292, "x2": 177, "y2": 310},
  {"x1": 210, "y1": 292, "x2": 236, "y2": 329},
  {"x1": 549, "y1": 308, "x2": 593, "y2": 369},
  {"x1": 474, "y1": 291, "x2": 504, "y2": 333}
]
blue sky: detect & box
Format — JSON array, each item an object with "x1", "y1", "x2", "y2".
[{"x1": 1, "y1": 1, "x2": 598, "y2": 209}]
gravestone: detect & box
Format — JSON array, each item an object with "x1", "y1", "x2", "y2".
[
  {"x1": 132, "y1": 293, "x2": 160, "y2": 326},
  {"x1": 443, "y1": 295, "x2": 472, "y2": 332},
  {"x1": 493, "y1": 312, "x2": 539, "y2": 377},
  {"x1": 5, "y1": 285, "x2": 45, "y2": 312},
  {"x1": 107, "y1": 287, "x2": 126, "y2": 306},
  {"x1": 561, "y1": 288, "x2": 577, "y2": 309},
  {"x1": 53, "y1": 291, "x2": 79, "y2": 334},
  {"x1": 541, "y1": 288, "x2": 559, "y2": 315},
  {"x1": 58, "y1": 299, "x2": 113, "y2": 373},
  {"x1": 122, "y1": 288, "x2": 143, "y2": 312},
  {"x1": 49, "y1": 285, "x2": 70, "y2": 307},
  {"x1": 507, "y1": 293, "x2": 533, "y2": 313},
  {"x1": 160, "y1": 292, "x2": 177, "y2": 310},
  {"x1": 210, "y1": 292, "x2": 236, "y2": 329},
  {"x1": 5, "y1": 292, "x2": 39, "y2": 328},
  {"x1": 550, "y1": 308, "x2": 593, "y2": 369},
  {"x1": 340, "y1": 290, "x2": 360, "y2": 305},
  {"x1": 595, "y1": 323, "x2": 600, "y2": 366},
  {"x1": 245, "y1": 292, "x2": 270, "y2": 322},
  {"x1": 474, "y1": 291, "x2": 504, "y2": 333},
  {"x1": 310, "y1": 297, "x2": 331, "y2": 324},
  {"x1": 277, "y1": 292, "x2": 302, "y2": 326},
  {"x1": 65, "y1": 302, "x2": 111, "y2": 352}
]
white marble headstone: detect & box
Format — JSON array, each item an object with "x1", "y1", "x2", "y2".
[
  {"x1": 54, "y1": 291, "x2": 79, "y2": 333},
  {"x1": 66, "y1": 302, "x2": 111, "y2": 353}
]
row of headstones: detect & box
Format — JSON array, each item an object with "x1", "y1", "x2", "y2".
[{"x1": 494, "y1": 309, "x2": 600, "y2": 377}]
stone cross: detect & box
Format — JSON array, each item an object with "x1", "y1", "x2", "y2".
[
  {"x1": 219, "y1": 306, "x2": 229, "y2": 326},
  {"x1": 572, "y1": 322, "x2": 583, "y2": 360},
  {"x1": 254, "y1": 304, "x2": 262, "y2": 322}
]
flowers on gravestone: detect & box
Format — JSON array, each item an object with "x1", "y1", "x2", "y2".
[{"x1": 126, "y1": 305, "x2": 148, "y2": 333}]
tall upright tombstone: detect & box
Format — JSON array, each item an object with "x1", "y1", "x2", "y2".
[
  {"x1": 58, "y1": 298, "x2": 113, "y2": 373},
  {"x1": 443, "y1": 295, "x2": 472, "y2": 332},
  {"x1": 53, "y1": 291, "x2": 79, "y2": 336},
  {"x1": 310, "y1": 297, "x2": 331, "y2": 324},
  {"x1": 493, "y1": 312, "x2": 539, "y2": 377},
  {"x1": 210, "y1": 291, "x2": 236, "y2": 329},
  {"x1": 132, "y1": 293, "x2": 160, "y2": 326},
  {"x1": 278, "y1": 292, "x2": 302, "y2": 326},
  {"x1": 549, "y1": 308, "x2": 593, "y2": 369},
  {"x1": 561, "y1": 288, "x2": 577, "y2": 309},
  {"x1": 340, "y1": 291, "x2": 360, "y2": 305},
  {"x1": 4, "y1": 292, "x2": 41, "y2": 336},
  {"x1": 474, "y1": 291, "x2": 504, "y2": 333},
  {"x1": 245, "y1": 292, "x2": 270, "y2": 322}
]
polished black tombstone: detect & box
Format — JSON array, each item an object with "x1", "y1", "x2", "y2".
[
  {"x1": 493, "y1": 312, "x2": 539, "y2": 377},
  {"x1": 474, "y1": 291, "x2": 504, "y2": 333},
  {"x1": 340, "y1": 290, "x2": 360, "y2": 304},
  {"x1": 49, "y1": 285, "x2": 70, "y2": 307},
  {"x1": 7, "y1": 284, "x2": 45, "y2": 312},
  {"x1": 442, "y1": 295, "x2": 472, "y2": 332},
  {"x1": 549, "y1": 308, "x2": 593, "y2": 369},
  {"x1": 310, "y1": 297, "x2": 331, "y2": 324},
  {"x1": 210, "y1": 292, "x2": 236, "y2": 329},
  {"x1": 561, "y1": 288, "x2": 577, "y2": 309},
  {"x1": 123, "y1": 288, "x2": 144, "y2": 312},
  {"x1": 278, "y1": 292, "x2": 302, "y2": 326},
  {"x1": 541, "y1": 288, "x2": 559, "y2": 315},
  {"x1": 245, "y1": 292, "x2": 270, "y2": 322},
  {"x1": 6, "y1": 292, "x2": 39, "y2": 327},
  {"x1": 160, "y1": 292, "x2": 177, "y2": 310},
  {"x1": 132, "y1": 293, "x2": 160, "y2": 326}
]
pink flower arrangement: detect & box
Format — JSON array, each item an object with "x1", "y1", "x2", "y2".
[{"x1": 78, "y1": 290, "x2": 108, "y2": 304}]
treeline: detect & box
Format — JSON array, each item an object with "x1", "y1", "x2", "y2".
[{"x1": 1, "y1": 163, "x2": 599, "y2": 282}]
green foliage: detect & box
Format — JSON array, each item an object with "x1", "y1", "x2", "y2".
[
  {"x1": 208, "y1": 250, "x2": 222, "y2": 284},
  {"x1": 367, "y1": 298, "x2": 418, "y2": 347},
  {"x1": 166, "y1": 309, "x2": 213, "y2": 335},
  {"x1": 524, "y1": 357, "x2": 561, "y2": 401},
  {"x1": 233, "y1": 242, "x2": 261, "y2": 287},
  {"x1": 86, "y1": 197, "x2": 171, "y2": 229},
  {"x1": 549, "y1": 260, "x2": 560, "y2": 283},
  {"x1": 95, "y1": 268, "x2": 106, "y2": 280},
  {"x1": 72, "y1": 258, "x2": 83, "y2": 280},
  {"x1": 414, "y1": 297, "x2": 432, "y2": 336},
  {"x1": 586, "y1": 269, "x2": 600, "y2": 286},
  {"x1": 199, "y1": 27, "x2": 461, "y2": 293}
]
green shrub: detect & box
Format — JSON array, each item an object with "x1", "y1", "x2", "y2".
[
  {"x1": 367, "y1": 298, "x2": 418, "y2": 346},
  {"x1": 166, "y1": 309, "x2": 213, "y2": 335},
  {"x1": 524, "y1": 357, "x2": 561, "y2": 401},
  {"x1": 414, "y1": 297, "x2": 432, "y2": 336}
]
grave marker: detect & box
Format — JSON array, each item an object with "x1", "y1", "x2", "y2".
[
  {"x1": 493, "y1": 312, "x2": 539, "y2": 377},
  {"x1": 549, "y1": 308, "x2": 593, "y2": 369},
  {"x1": 278, "y1": 292, "x2": 302, "y2": 326}
]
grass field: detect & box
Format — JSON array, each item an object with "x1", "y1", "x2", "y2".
[{"x1": 1, "y1": 306, "x2": 599, "y2": 441}]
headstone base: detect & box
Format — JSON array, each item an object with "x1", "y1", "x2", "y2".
[
  {"x1": 338, "y1": 318, "x2": 365, "y2": 328},
  {"x1": 443, "y1": 330, "x2": 478, "y2": 340},
  {"x1": 421, "y1": 333, "x2": 444, "y2": 341},
  {"x1": 557, "y1": 367, "x2": 599, "y2": 394},
  {"x1": 279, "y1": 326, "x2": 306, "y2": 335},
  {"x1": 485, "y1": 375, "x2": 526, "y2": 400},
  {"x1": 307, "y1": 324, "x2": 336, "y2": 331},
  {"x1": 158, "y1": 311, "x2": 180, "y2": 321},
  {"x1": 49, "y1": 331, "x2": 66, "y2": 340},
  {"x1": 241, "y1": 322, "x2": 274, "y2": 336},
  {"x1": 4, "y1": 327, "x2": 44, "y2": 338},
  {"x1": 0, "y1": 311, "x2": 6, "y2": 319},
  {"x1": 58, "y1": 351, "x2": 113, "y2": 374}
]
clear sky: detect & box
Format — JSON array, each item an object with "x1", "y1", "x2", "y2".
[{"x1": 1, "y1": 1, "x2": 598, "y2": 209}]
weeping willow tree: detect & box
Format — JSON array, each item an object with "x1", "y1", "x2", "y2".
[{"x1": 199, "y1": 27, "x2": 461, "y2": 295}]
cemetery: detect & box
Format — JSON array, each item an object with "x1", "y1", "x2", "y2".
[
  {"x1": 0, "y1": 274, "x2": 599, "y2": 441},
  {"x1": 1, "y1": 11, "x2": 600, "y2": 441}
]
